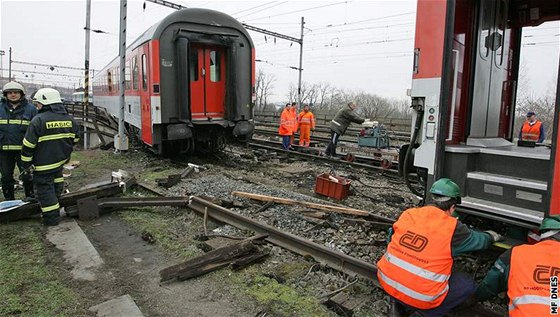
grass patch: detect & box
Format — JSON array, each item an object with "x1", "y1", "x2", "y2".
[
  {"x1": 0, "y1": 222, "x2": 80, "y2": 316},
  {"x1": 119, "y1": 208, "x2": 199, "y2": 260}
]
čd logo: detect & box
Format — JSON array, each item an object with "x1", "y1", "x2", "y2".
[
  {"x1": 399, "y1": 231, "x2": 428, "y2": 252},
  {"x1": 533, "y1": 265, "x2": 560, "y2": 284}
]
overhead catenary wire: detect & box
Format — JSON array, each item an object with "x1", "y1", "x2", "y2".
[
  {"x1": 242, "y1": 1, "x2": 348, "y2": 22},
  {"x1": 235, "y1": 1, "x2": 289, "y2": 20}
]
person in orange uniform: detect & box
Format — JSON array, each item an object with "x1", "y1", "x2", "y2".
[
  {"x1": 278, "y1": 103, "x2": 294, "y2": 150},
  {"x1": 297, "y1": 104, "x2": 315, "y2": 147},
  {"x1": 519, "y1": 111, "x2": 545, "y2": 143},
  {"x1": 377, "y1": 178, "x2": 500, "y2": 317},
  {"x1": 289, "y1": 102, "x2": 298, "y2": 147},
  {"x1": 475, "y1": 216, "x2": 560, "y2": 316}
]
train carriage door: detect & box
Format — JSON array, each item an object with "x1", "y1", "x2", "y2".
[
  {"x1": 140, "y1": 45, "x2": 153, "y2": 144},
  {"x1": 470, "y1": 0, "x2": 511, "y2": 139},
  {"x1": 189, "y1": 44, "x2": 226, "y2": 120}
]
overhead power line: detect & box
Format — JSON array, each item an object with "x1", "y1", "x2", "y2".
[
  {"x1": 11, "y1": 60, "x2": 93, "y2": 72},
  {"x1": 0, "y1": 68, "x2": 85, "y2": 78},
  {"x1": 243, "y1": 1, "x2": 347, "y2": 22},
  {"x1": 235, "y1": 2, "x2": 289, "y2": 20}
]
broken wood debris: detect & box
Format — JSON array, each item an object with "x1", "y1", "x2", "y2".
[
  {"x1": 159, "y1": 234, "x2": 269, "y2": 282},
  {"x1": 156, "y1": 174, "x2": 181, "y2": 188},
  {"x1": 232, "y1": 191, "x2": 370, "y2": 217},
  {"x1": 324, "y1": 291, "x2": 367, "y2": 317}
]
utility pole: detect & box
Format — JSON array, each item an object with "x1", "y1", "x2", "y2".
[
  {"x1": 83, "y1": 0, "x2": 92, "y2": 148},
  {"x1": 8, "y1": 47, "x2": 12, "y2": 81},
  {"x1": 115, "y1": 0, "x2": 129, "y2": 151},
  {"x1": 297, "y1": 17, "x2": 304, "y2": 108}
]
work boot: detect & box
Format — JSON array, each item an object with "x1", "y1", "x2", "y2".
[
  {"x1": 42, "y1": 210, "x2": 60, "y2": 226},
  {"x1": 2, "y1": 187, "x2": 15, "y2": 201},
  {"x1": 23, "y1": 195, "x2": 38, "y2": 203}
]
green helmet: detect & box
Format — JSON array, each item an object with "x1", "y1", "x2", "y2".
[
  {"x1": 540, "y1": 216, "x2": 560, "y2": 232},
  {"x1": 430, "y1": 178, "x2": 461, "y2": 201}
]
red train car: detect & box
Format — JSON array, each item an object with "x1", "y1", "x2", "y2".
[
  {"x1": 93, "y1": 8, "x2": 255, "y2": 154},
  {"x1": 402, "y1": 0, "x2": 559, "y2": 228}
]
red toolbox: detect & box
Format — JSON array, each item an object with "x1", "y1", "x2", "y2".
[{"x1": 314, "y1": 173, "x2": 352, "y2": 200}]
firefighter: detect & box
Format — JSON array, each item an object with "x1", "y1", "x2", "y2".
[
  {"x1": 0, "y1": 81, "x2": 37, "y2": 200},
  {"x1": 21, "y1": 88, "x2": 79, "y2": 226},
  {"x1": 519, "y1": 111, "x2": 545, "y2": 143},
  {"x1": 475, "y1": 216, "x2": 560, "y2": 316},
  {"x1": 325, "y1": 101, "x2": 365, "y2": 158},
  {"x1": 377, "y1": 178, "x2": 501, "y2": 317},
  {"x1": 278, "y1": 103, "x2": 294, "y2": 150},
  {"x1": 297, "y1": 104, "x2": 315, "y2": 147}
]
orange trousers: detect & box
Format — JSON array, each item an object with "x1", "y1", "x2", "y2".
[{"x1": 299, "y1": 124, "x2": 311, "y2": 147}]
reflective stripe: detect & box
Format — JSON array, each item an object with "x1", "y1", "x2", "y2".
[
  {"x1": 1, "y1": 145, "x2": 23, "y2": 150},
  {"x1": 331, "y1": 120, "x2": 341, "y2": 126},
  {"x1": 384, "y1": 252, "x2": 450, "y2": 283},
  {"x1": 23, "y1": 138, "x2": 36, "y2": 148},
  {"x1": 54, "y1": 177, "x2": 64, "y2": 183},
  {"x1": 0, "y1": 119, "x2": 30, "y2": 125},
  {"x1": 74, "y1": 138, "x2": 80, "y2": 143},
  {"x1": 378, "y1": 270, "x2": 449, "y2": 303},
  {"x1": 34, "y1": 159, "x2": 68, "y2": 172},
  {"x1": 494, "y1": 261, "x2": 505, "y2": 274},
  {"x1": 41, "y1": 203, "x2": 60, "y2": 213},
  {"x1": 21, "y1": 155, "x2": 33, "y2": 162},
  {"x1": 509, "y1": 295, "x2": 550, "y2": 311},
  {"x1": 38, "y1": 133, "x2": 75, "y2": 143}
]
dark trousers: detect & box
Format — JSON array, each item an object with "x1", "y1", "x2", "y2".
[
  {"x1": 394, "y1": 272, "x2": 477, "y2": 317},
  {"x1": 282, "y1": 135, "x2": 291, "y2": 150},
  {"x1": 325, "y1": 130, "x2": 341, "y2": 157},
  {"x1": 0, "y1": 150, "x2": 33, "y2": 200},
  {"x1": 34, "y1": 169, "x2": 65, "y2": 226}
]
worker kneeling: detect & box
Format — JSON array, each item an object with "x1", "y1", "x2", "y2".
[{"x1": 377, "y1": 178, "x2": 500, "y2": 317}]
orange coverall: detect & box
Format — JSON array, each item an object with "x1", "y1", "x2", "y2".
[{"x1": 298, "y1": 110, "x2": 315, "y2": 147}]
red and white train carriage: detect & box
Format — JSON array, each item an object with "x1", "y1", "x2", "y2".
[
  {"x1": 402, "y1": 0, "x2": 559, "y2": 228},
  {"x1": 93, "y1": 8, "x2": 255, "y2": 154}
]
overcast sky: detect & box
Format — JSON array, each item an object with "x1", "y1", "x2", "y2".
[{"x1": 1, "y1": 0, "x2": 558, "y2": 102}]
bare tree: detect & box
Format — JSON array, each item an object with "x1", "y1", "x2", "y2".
[{"x1": 255, "y1": 70, "x2": 276, "y2": 112}]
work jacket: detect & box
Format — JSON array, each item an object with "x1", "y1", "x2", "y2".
[
  {"x1": 520, "y1": 120, "x2": 544, "y2": 142},
  {"x1": 508, "y1": 239, "x2": 560, "y2": 317},
  {"x1": 278, "y1": 108, "x2": 296, "y2": 136},
  {"x1": 21, "y1": 103, "x2": 79, "y2": 174},
  {"x1": 298, "y1": 111, "x2": 315, "y2": 129},
  {"x1": 329, "y1": 105, "x2": 365, "y2": 135},
  {"x1": 0, "y1": 99, "x2": 37, "y2": 151},
  {"x1": 377, "y1": 206, "x2": 456, "y2": 309}
]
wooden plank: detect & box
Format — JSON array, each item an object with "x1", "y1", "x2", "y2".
[{"x1": 232, "y1": 191, "x2": 370, "y2": 216}]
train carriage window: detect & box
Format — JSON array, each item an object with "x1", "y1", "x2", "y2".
[
  {"x1": 107, "y1": 70, "x2": 113, "y2": 92},
  {"x1": 209, "y1": 50, "x2": 221, "y2": 82},
  {"x1": 479, "y1": 0, "x2": 492, "y2": 59},
  {"x1": 141, "y1": 54, "x2": 148, "y2": 90},
  {"x1": 125, "y1": 60, "x2": 131, "y2": 90},
  {"x1": 189, "y1": 49, "x2": 198, "y2": 81},
  {"x1": 495, "y1": 0, "x2": 507, "y2": 66},
  {"x1": 132, "y1": 56, "x2": 139, "y2": 90}
]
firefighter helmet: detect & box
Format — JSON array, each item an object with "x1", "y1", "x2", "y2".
[
  {"x1": 430, "y1": 178, "x2": 461, "y2": 202},
  {"x1": 2, "y1": 81, "x2": 26, "y2": 95},
  {"x1": 540, "y1": 216, "x2": 560, "y2": 232},
  {"x1": 32, "y1": 88, "x2": 62, "y2": 105}
]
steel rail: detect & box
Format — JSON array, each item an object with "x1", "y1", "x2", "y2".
[
  {"x1": 188, "y1": 196, "x2": 503, "y2": 317},
  {"x1": 189, "y1": 196, "x2": 380, "y2": 285},
  {"x1": 248, "y1": 140, "x2": 400, "y2": 174}
]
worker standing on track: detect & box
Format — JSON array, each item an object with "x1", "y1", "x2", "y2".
[
  {"x1": 377, "y1": 178, "x2": 502, "y2": 317},
  {"x1": 475, "y1": 216, "x2": 560, "y2": 316},
  {"x1": 297, "y1": 104, "x2": 315, "y2": 147},
  {"x1": 278, "y1": 103, "x2": 294, "y2": 150},
  {"x1": 21, "y1": 88, "x2": 79, "y2": 226},
  {"x1": 325, "y1": 101, "x2": 365, "y2": 158},
  {"x1": 0, "y1": 81, "x2": 37, "y2": 201}
]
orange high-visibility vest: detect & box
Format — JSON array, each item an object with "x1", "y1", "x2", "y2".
[
  {"x1": 289, "y1": 108, "x2": 298, "y2": 132},
  {"x1": 298, "y1": 111, "x2": 316, "y2": 129},
  {"x1": 278, "y1": 108, "x2": 293, "y2": 136},
  {"x1": 377, "y1": 206, "x2": 457, "y2": 309},
  {"x1": 508, "y1": 239, "x2": 560, "y2": 317},
  {"x1": 521, "y1": 121, "x2": 542, "y2": 141}
]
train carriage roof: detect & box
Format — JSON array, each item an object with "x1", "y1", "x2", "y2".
[{"x1": 97, "y1": 8, "x2": 253, "y2": 75}]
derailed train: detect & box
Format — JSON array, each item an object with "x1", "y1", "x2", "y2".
[{"x1": 93, "y1": 8, "x2": 255, "y2": 154}]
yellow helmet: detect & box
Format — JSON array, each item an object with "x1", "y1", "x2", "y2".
[{"x1": 32, "y1": 88, "x2": 62, "y2": 105}]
